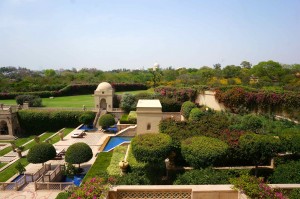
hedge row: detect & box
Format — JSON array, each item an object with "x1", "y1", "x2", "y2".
[
  {"x1": 0, "y1": 83, "x2": 148, "y2": 100},
  {"x1": 154, "y1": 86, "x2": 198, "y2": 102},
  {"x1": 17, "y1": 110, "x2": 95, "y2": 135}
]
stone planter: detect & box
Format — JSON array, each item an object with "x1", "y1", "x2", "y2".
[{"x1": 119, "y1": 160, "x2": 129, "y2": 174}]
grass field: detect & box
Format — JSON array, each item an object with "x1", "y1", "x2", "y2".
[{"x1": 0, "y1": 89, "x2": 154, "y2": 108}]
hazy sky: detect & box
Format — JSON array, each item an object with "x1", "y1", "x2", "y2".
[{"x1": 1, "y1": 0, "x2": 300, "y2": 70}]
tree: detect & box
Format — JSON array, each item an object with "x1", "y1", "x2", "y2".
[
  {"x1": 278, "y1": 129, "x2": 300, "y2": 153},
  {"x1": 241, "y1": 114, "x2": 263, "y2": 133},
  {"x1": 120, "y1": 93, "x2": 137, "y2": 113},
  {"x1": 213, "y1": 63, "x2": 221, "y2": 70},
  {"x1": 65, "y1": 142, "x2": 93, "y2": 169},
  {"x1": 98, "y1": 114, "x2": 115, "y2": 128},
  {"x1": 131, "y1": 134, "x2": 172, "y2": 163},
  {"x1": 240, "y1": 61, "x2": 252, "y2": 69},
  {"x1": 79, "y1": 112, "x2": 95, "y2": 125},
  {"x1": 27, "y1": 143, "x2": 56, "y2": 165},
  {"x1": 239, "y1": 133, "x2": 281, "y2": 176},
  {"x1": 15, "y1": 162, "x2": 26, "y2": 174},
  {"x1": 222, "y1": 65, "x2": 242, "y2": 78},
  {"x1": 149, "y1": 68, "x2": 162, "y2": 87},
  {"x1": 181, "y1": 101, "x2": 196, "y2": 119},
  {"x1": 181, "y1": 136, "x2": 228, "y2": 168},
  {"x1": 189, "y1": 108, "x2": 205, "y2": 121},
  {"x1": 251, "y1": 60, "x2": 286, "y2": 83}
]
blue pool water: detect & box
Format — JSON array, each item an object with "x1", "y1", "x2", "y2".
[
  {"x1": 79, "y1": 124, "x2": 95, "y2": 131},
  {"x1": 11, "y1": 174, "x2": 24, "y2": 182},
  {"x1": 103, "y1": 136, "x2": 132, "y2": 152},
  {"x1": 62, "y1": 174, "x2": 85, "y2": 186}
]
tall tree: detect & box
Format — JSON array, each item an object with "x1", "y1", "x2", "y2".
[{"x1": 240, "y1": 61, "x2": 252, "y2": 69}]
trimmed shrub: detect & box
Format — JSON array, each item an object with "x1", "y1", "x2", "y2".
[
  {"x1": 18, "y1": 110, "x2": 93, "y2": 135},
  {"x1": 78, "y1": 112, "x2": 95, "y2": 125},
  {"x1": 174, "y1": 168, "x2": 242, "y2": 185},
  {"x1": 16, "y1": 95, "x2": 42, "y2": 107},
  {"x1": 189, "y1": 108, "x2": 205, "y2": 121},
  {"x1": 120, "y1": 93, "x2": 136, "y2": 113},
  {"x1": 278, "y1": 129, "x2": 300, "y2": 153},
  {"x1": 239, "y1": 133, "x2": 281, "y2": 175},
  {"x1": 181, "y1": 101, "x2": 196, "y2": 119},
  {"x1": 117, "y1": 171, "x2": 150, "y2": 185},
  {"x1": 131, "y1": 134, "x2": 172, "y2": 163},
  {"x1": 27, "y1": 143, "x2": 56, "y2": 164},
  {"x1": 127, "y1": 111, "x2": 137, "y2": 124},
  {"x1": 241, "y1": 114, "x2": 263, "y2": 133},
  {"x1": 65, "y1": 142, "x2": 93, "y2": 168},
  {"x1": 270, "y1": 161, "x2": 300, "y2": 183},
  {"x1": 181, "y1": 136, "x2": 228, "y2": 168},
  {"x1": 55, "y1": 192, "x2": 70, "y2": 199},
  {"x1": 99, "y1": 114, "x2": 115, "y2": 128},
  {"x1": 159, "y1": 97, "x2": 182, "y2": 112}
]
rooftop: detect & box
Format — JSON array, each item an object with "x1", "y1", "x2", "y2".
[{"x1": 136, "y1": 99, "x2": 162, "y2": 108}]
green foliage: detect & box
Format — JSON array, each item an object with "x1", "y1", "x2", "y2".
[
  {"x1": 127, "y1": 111, "x2": 137, "y2": 124},
  {"x1": 16, "y1": 95, "x2": 42, "y2": 107},
  {"x1": 65, "y1": 142, "x2": 93, "y2": 167},
  {"x1": 78, "y1": 112, "x2": 95, "y2": 125},
  {"x1": 15, "y1": 162, "x2": 26, "y2": 174},
  {"x1": 174, "y1": 168, "x2": 244, "y2": 185},
  {"x1": 107, "y1": 145, "x2": 127, "y2": 176},
  {"x1": 159, "y1": 97, "x2": 182, "y2": 112},
  {"x1": 278, "y1": 129, "x2": 300, "y2": 153},
  {"x1": 181, "y1": 136, "x2": 228, "y2": 168},
  {"x1": 181, "y1": 101, "x2": 196, "y2": 119},
  {"x1": 120, "y1": 93, "x2": 136, "y2": 113},
  {"x1": 27, "y1": 143, "x2": 56, "y2": 164},
  {"x1": 289, "y1": 189, "x2": 300, "y2": 199},
  {"x1": 63, "y1": 162, "x2": 77, "y2": 177},
  {"x1": 230, "y1": 174, "x2": 286, "y2": 199},
  {"x1": 55, "y1": 192, "x2": 70, "y2": 199},
  {"x1": 189, "y1": 108, "x2": 205, "y2": 121},
  {"x1": 270, "y1": 161, "x2": 300, "y2": 183},
  {"x1": 99, "y1": 114, "x2": 115, "y2": 128},
  {"x1": 83, "y1": 152, "x2": 113, "y2": 183},
  {"x1": 131, "y1": 134, "x2": 172, "y2": 163},
  {"x1": 18, "y1": 110, "x2": 93, "y2": 135},
  {"x1": 117, "y1": 170, "x2": 150, "y2": 185},
  {"x1": 241, "y1": 114, "x2": 263, "y2": 133},
  {"x1": 239, "y1": 133, "x2": 281, "y2": 172}
]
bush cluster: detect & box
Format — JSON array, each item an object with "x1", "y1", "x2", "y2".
[
  {"x1": 99, "y1": 114, "x2": 115, "y2": 128},
  {"x1": 154, "y1": 86, "x2": 197, "y2": 102},
  {"x1": 181, "y1": 101, "x2": 196, "y2": 119},
  {"x1": 18, "y1": 110, "x2": 94, "y2": 135},
  {"x1": 16, "y1": 95, "x2": 42, "y2": 107}
]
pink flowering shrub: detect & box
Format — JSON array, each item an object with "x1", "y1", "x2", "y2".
[
  {"x1": 230, "y1": 175, "x2": 286, "y2": 199},
  {"x1": 68, "y1": 177, "x2": 117, "y2": 199}
]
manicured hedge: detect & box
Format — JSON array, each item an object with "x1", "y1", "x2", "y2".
[
  {"x1": 0, "y1": 83, "x2": 148, "y2": 99},
  {"x1": 181, "y1": 136, "x2": 228, "y2": 168},
  {"x1": 131, "y1": 134, "x2": 172, "y2": 163},
  {"x1": 18, "y1": 110, "x2": 95, "y2": 135},
  {"x1": 270, "y1": 161, "x2": 300, "y2": 183}
]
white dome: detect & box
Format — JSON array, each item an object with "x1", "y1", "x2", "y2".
[
  {"x1": 96, "y1": 82, "x2": 112, "y2": 91},
  {"x1": 153, "y1": 63, "x2": 160, "y2": 68}
]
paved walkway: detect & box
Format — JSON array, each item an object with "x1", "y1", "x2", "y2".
[{"x1": 1, "y1": 129, "x2": 109, "y2": 199}]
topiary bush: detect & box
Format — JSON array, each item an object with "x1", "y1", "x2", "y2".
[
  {"x1": 181, "y1": 101, "x2": 196, "y2": 119},
  {"x1": 27, "y1": 143, "x2": 56, "y2": 165},
  {"x1": 78, "y1": 112, "x2": 95, "y2": 125},
  {"x1": 65, "y1": 142, "x2": 93, "y2": 168},
  {"x1": 181, "y1": 136, "x2": 228, "y2": 168},
  {"x1": 131, "y1": 133, "x2": 172, "y2": 163},
  {"x1": 99, "y1": 114, "x2": 115, "y2": 128},
  {"x1": 16, "y1": 94, "x2": 42, "y2": 107},
  {"x1": 189, "y1": 108, "x2": 205, "y2": 121},
  {"x1": 127, "y1": 111, "x2": 137, "y2": 124}
]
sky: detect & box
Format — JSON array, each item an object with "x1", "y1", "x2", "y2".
[{"x1": 0, "y1": 0, "x2": 300, "y2": 71}]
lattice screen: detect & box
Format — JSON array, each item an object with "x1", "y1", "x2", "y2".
[{"x1": 117, "y1": 191, "x2": 191, "y2": 199}]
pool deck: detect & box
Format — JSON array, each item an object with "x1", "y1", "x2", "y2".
[{"x1": 1, "y1": 130, "x2": 109, "y2": 199}]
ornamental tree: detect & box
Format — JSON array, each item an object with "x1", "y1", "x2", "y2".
[
  {"x1": 181, "y1": 101, "x2": 196, "y2": 119},
  {"x1": 79, "y1": 112, "x2": 95, "y2": 125},
  {"x1": 99, "y1": 114, "x2": 115, "y2": 128},
  {"x1": 131, "y1": 133, "x2": 172, "y2": 163},
  {"x1": 181, "y1": 136, "x2": 228, "y2": 168},
  {"x1": 27, "y1": 143, "x2": 56, "y2": 165},
  {"x1": 120, "y1": 93, "x2": 137, "y2": 113},
  {"x1": 65, "y1": 142, "x2": 93, "y2": 168},
  {"x1": 239, "y1": 133, "x2": 281, "y2": 176}
]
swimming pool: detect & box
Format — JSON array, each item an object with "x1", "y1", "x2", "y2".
[
  {"x1": 102, "y1": 136, "x2": 132, "y2": 152},
  {"x1": 79, "y1": 124, "x2": 96, "y2": 131},
  {"x1": 62, "y1": 174, "x2": 85, "y2": 186}
]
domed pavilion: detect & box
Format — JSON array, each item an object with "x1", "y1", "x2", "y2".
[{"x1": 94, "y1": 82, "x2": 114, "y2": 112}]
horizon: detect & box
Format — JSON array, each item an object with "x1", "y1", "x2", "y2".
[{"x1": 1, "y1": 0, "x2": 300, "y2": 70}]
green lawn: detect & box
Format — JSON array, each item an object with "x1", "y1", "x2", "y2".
[
  {"x1": 0, "y1": 157, "x2": 28, "y2": 182},
  {"x1": 0, "y1": 162, "x2": 7, "y2": 169},
  {"x1": 0, "y1": 89, "x2": 154, "y2": 108}
]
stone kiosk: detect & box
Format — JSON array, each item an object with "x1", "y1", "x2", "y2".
[
  {"x1": 136, "y1": 99, "x2": 162, "y2": 134},
  {"x1": 94, "y1": 82, "x2": 114, "y2": 112}
]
